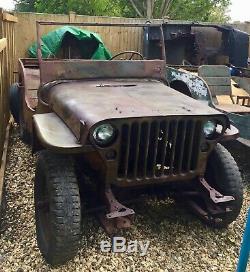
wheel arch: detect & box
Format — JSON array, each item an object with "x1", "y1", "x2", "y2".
[
  {"x1": 170, "y1": 80, "x2": 192, "y2": 97},
  {"x1": 166, "y1": 66, "x2": 213, "y2": 102}
]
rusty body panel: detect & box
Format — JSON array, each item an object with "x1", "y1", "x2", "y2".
[
  {"x1": 33, "y1": 113, "x2": 89, "y2": 153},
  {"x1": 39, "y1": 60, "x2": 166, "y2": 84},
  {"x1": 17, "y1": 59, "x2": 40, "y2": 138},
  {"x1": 41, "y1": 79, "x2": 223, "y2": 143}
]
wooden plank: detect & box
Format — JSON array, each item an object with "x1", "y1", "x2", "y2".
[
  {"x1": 216, "y1": 103, "x2": 250, "y2": 113},
  {"x1": 198, "y1": 65, "x2": 231, "y2": 77},
  {"x1": 217, "y1": 95, "x2": 234, "y2": 105},
  {"x1": 0, "y1": 38, "x2": 7, "y2": 53},
  {"x1": 209, "y1": 85, "x2": 232, "y2": 96},
  {"x1": 3, "y1": 12, "x2": 18, "y2": 23},
  {"x1": 0, "y1": 53, "x2": 3, "y2": 162},
  {"x1": 0, "y1": 120, "x2": 11, "y2": 211},
  {"x1": 202, "y1": 76, "x2": 231, "y2": 86}
]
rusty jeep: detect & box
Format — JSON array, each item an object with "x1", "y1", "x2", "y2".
[{"x1": 10, "y1": 21, "x2": 243, "y2": 266}]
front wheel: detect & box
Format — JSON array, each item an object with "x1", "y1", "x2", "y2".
[
  {"x1": 34, "y1": 151, "x2": 81, "y2": 266},
  {"x1": 202, "y1": 143, "x2": 243, "y2": 228}
]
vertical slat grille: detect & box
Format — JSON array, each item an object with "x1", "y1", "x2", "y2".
[{"x1": 118, "y1": 118, "x2": 202, "y2": 180}]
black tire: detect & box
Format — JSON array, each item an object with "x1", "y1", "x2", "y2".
[
  {"x1": 9, "y1": 83, "x2": 20, "y2": 124},
  {"x1": 34, "y1": 151, "x2": 81, "y2": 266},
  {"x1": 9, "y1": 83, "x2": 30, "y2": 143},
  {"x1": 18, "y1": 99, "x2": 31, "y2": 144},
  {"x1": 204, "y1": 143, "x2": 243, "y2": 228},
  {"x1": 19, "y1": 116, "x2": 30, "y2": 144}
]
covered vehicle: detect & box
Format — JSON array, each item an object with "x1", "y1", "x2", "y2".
[
  {"x1": 143, "y1": 21, "x2": 249, "y2": 67},
  {"x1": 10, "y1": 21, "x2": 243, "y2": 266},
  {"x1": 28, "y1": 26, "x2": 111, "y2": 60}
]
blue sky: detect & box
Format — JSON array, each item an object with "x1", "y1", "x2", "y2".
[{"x1": 0, "y1": 0, "x2": 249, "y2": 22}]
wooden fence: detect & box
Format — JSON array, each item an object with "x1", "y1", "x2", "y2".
[
  {"x1": 0, "y1": 9, "x2": 17, "y2": 167},
  {"x1": 15, "y1": 12, "x2": 250, "y2": 65},
  {"x1": 0, "y1": 38, "x2": 7, "y2": 166},
  {"x1": 14, "y1": 11, "x2": 151, "y2": 63}
]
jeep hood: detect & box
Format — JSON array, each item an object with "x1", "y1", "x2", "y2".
[{"x1": 43, "y1": 79, "x2": 225, "y2": 143}]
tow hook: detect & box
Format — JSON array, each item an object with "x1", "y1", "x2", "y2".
[
  {"x1": 199, "y1": 178, "x2": 235, "y2": 203},
  {"x1": 99, "y1": 187, "x2": 135, "y2": 234}
]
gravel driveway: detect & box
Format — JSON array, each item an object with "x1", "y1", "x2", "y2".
[{"x1": 0, "y1": 125, "x2": 249, "y2": 272}]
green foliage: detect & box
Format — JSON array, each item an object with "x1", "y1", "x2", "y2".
[
  {"x1": 167, "y1": 0, "x2": 231, "y2": 22},
  {"x1": 15, "y1": 0, "x2": 36, "y2": 12},
  {"x1": 14, "y1": 0, "x2": 231, "y2": 23},
  {"x1": 34, "y1": 0, "x2": 122, "y2": 16}
]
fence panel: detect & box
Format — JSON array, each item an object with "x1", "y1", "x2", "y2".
[
  {"x1": 0, "y1": 38, "x2": 7, "y2": 163},
  {"x1": 0, "y1": 9, "x2": 17, "y2": 167}
]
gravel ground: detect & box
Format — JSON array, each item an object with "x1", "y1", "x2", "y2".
[{"x1": 0, "y1": 125, "x2": 249, "y2": 272}]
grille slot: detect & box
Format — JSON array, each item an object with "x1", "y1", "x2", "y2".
[{"x1": 118, "y1": 119, "x2": 202, "y2": 180}]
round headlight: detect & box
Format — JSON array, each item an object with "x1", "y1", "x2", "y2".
[
  {"x1": 93, "y1": 124, "x2": 115, "y2": 146},
  {"x1": 203, "y1": 121, "x2": 216, "y2": 138}
]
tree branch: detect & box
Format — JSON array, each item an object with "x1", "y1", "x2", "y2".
[
  {"x1": 160, "y1": 0, "x2": 166, "y2": 16},
  {"x1": 151, "y1": 0, "x2": 155, "y2": 12},
  {"x1": 160, "y1": 0, "x2": 167, "y2": 17},
  {"x1": 128, "y1": 0, "x2": 144, "y2": 17},
  {"x1": 141, "y1": 0, "x2": 147, "y2": 15},
  {"x1": 163, "y1": 0, "x2": 173, "y2": 17}
]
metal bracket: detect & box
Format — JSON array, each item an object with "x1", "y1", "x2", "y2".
[
  {"x1": 105, "y1": 188, "x2": 135, "y2": 219},
  {"x1": 98, "y1": 188, "x2": 135, "y2": 235},
  {"x1": 199, "y1": 178, "x2": 235, "y2": 204}
]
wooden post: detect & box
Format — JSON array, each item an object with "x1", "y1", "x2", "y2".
[
  {"x1": 0, "y1": 120, "x2": 11, "y2": 228},
  {"x1": 69, "y1": 11, "x2": 76, "y2": 23},
  {"x1": 146, "y1": 0, "x2": 152, "y2": 19}
]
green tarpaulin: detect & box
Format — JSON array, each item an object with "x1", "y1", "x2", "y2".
[{"x1": 28, "y1": 26, "x2": 112, "y2": 60}]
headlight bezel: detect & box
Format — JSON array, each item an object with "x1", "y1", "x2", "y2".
[
  {"x1": 92, "y1": 123, "x2": 117, "y2": 147},
  {"x1": 203, "y1": 120, "x2": 217, "y2": 138}
]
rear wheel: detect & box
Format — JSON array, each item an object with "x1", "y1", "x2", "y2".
[
  {"x1": 9, "y1": 83, "x2": 20, "y2": 124},
  {"x1": 9, "y1": 83, "x2": 30, "y2": 143},
  {"x1": 198, "y1": 144, "x2": 243, "y2": 228},
  {"x1": 34, "y1": 151, "x2": 81, "y2": 266}
]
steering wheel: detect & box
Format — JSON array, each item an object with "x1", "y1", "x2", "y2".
[{"x1": 110, "y1": 51, "x2": 144, "y2": 60}]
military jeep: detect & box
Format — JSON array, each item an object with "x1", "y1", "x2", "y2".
[{"x1": 10, "y1": 21, "x2": 243, "y2": 266}]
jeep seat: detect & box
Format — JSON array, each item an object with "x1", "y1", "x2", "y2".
[{"x1": 198, "y1": 65, "x2": 250, "y2": 114}]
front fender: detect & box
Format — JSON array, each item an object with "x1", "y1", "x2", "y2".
[
  {"x1": 166, "y1": 66, "x2": 212, "y2": 104},
  {"x1": 219, "y1": 124, "x2": 239, "y2": 142},
  {"x1": 32, "y1": 112, "x2": 94, "y2": 153}
]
